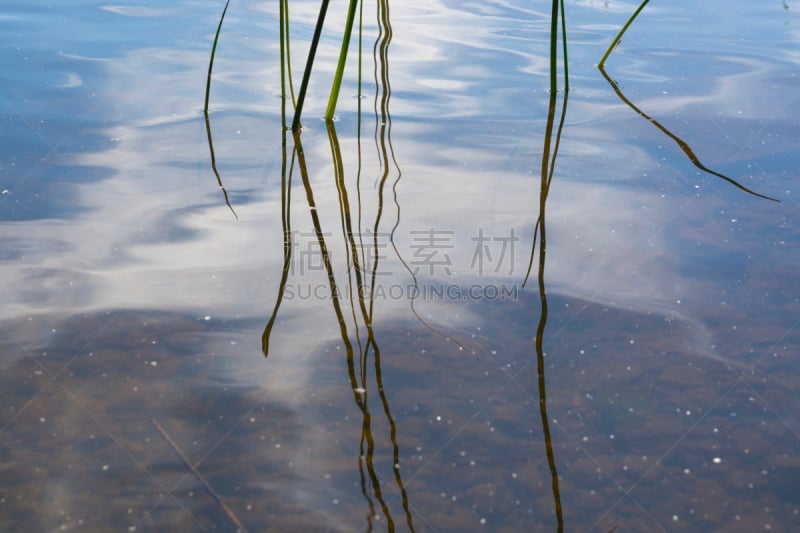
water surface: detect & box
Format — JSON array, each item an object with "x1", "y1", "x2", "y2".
[{"x1": 2, "y1": 0, "x2": 799, "y2": 531}]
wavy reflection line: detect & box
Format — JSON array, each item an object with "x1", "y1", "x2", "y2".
[
  {"x1": 534, "y1": 86, "x2": 567, "y2": 533},
  {"x1": 204, "y1": 0, "x2": 238, "y2": 219},
  {"x1": 598, "y1": 66, "x2": 779, "y2": 202},
  {"x1": 327, "y1": 118, "x2": 367, "y2": 367},
  {"x1": 284, "y1": 133, "x2": 397, "y2": 529},
  {"x1": 368, "y1": 1, "x2": 416, "y2": 528},
  {"x1": 263, "y1": 0, "x2": 416, "y2": 525},
  {"x1": 285, "y1": 134, "x2": 377, "y2": 520},
  {"x1": 383, "y1": 9, "x2": 468, "y2": 356},
  {"x1": 525, "y1": 2, "x2": 569, "y2": 531},
  {"x1": 326, "y1": 84, "x2": 416, "y2": 530},
  {"x1": 262, "y1": 0, "x2": 300, "y2": 357},
  {"x1": 319, "y1": 117, "x2": 414, "y2": 531}
]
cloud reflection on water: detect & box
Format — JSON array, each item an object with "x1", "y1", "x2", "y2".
[{"x1": 1, "y1": 0, "x2": 799, "y2": 529}]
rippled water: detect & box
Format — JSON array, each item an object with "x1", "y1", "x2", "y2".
[{"x1": 2, "y1": 1, "x2": 799, "y2": 531}]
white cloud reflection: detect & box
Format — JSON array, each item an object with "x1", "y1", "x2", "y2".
[
  {"x1": 2, "y1": 1, "x2": 799, "y2": 526},
  {"x1": 3, "y1": 0, "x2": 797, "y2": 356}
]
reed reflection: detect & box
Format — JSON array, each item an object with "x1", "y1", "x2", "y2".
[
  {"x1": 520, "y1": 2, "x2": 568, "y2": 530},
  {"x1": 262, "y1": 1, "x2": 414, "y2": 529},
  {"x1": 203, "y1": 0, "x2": 237, "y2": 219},
  {"x1": 597, "y1": 1, "x2": 778, "y2": 202},
  {"x1": 597, "y1": 67, "x2": 779, "y2": 202}
]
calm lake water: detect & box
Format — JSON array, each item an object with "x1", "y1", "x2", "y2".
[{"x1": 2, "y1": 1, "x2": 799, "y2": 531}]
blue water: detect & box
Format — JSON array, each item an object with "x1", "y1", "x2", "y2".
[{"x1": 1, "y1": 1, "x2": 799, "y2": 531}]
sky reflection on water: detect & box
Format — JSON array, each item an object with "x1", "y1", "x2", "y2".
[{"x1": 1, "y1": 0, "x2": 800, "y2": 531}]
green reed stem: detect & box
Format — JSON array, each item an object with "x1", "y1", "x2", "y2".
[
  {"x1": 204, "y1": 0, "x2": 230, "y2": 114},
  {"x1": 598, "y1": 0, "x2": 650, "y2": 68},
  {"x1": 279, "y1": 0, "x2": 287, "y2": 103},
  {"x1": 325, "y1": 0, "x2": 360, "y2": 119},
  {"x1": 292, "y1": 0, "x2": 331, "y2": 132},
  {"x1": 280, "y1": 0, "x2": 297, "y2": 108},
  {"x1": 559, "y1": 0, "x2": 569, "y2": 91},
  {"x1": 548, "y1": 0, "x2": 559, "y2": 94}
]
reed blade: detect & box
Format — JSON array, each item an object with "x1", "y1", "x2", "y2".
[{"x1": 292, "y1": 0, "x2": 331, "y2": 132}]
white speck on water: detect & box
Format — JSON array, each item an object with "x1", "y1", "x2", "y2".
[
  {"x1": 203, "y1": 315, "x2": 211, "y2": 321},
  {"x1": 102, "y1": 465, "x2": 109, "y2": 471},
  {"x1": 672, "y1": 515, "x2": 678, "y2": 521},
  {"x1": 40, "y1": 417, "x2": 45, "y2": 423},
  {"x1": 479, "y1": 518, "x2": 486, "y2": 525},
  {"x1": 149, "y1": 361, "x2": 157, "y2": 367},
  {"x1": 354, "y1": 387, "x2": 366, "y2": 394},
  {"x1": 713, "y1": 457, "x2": 722, "y2": 464}
]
